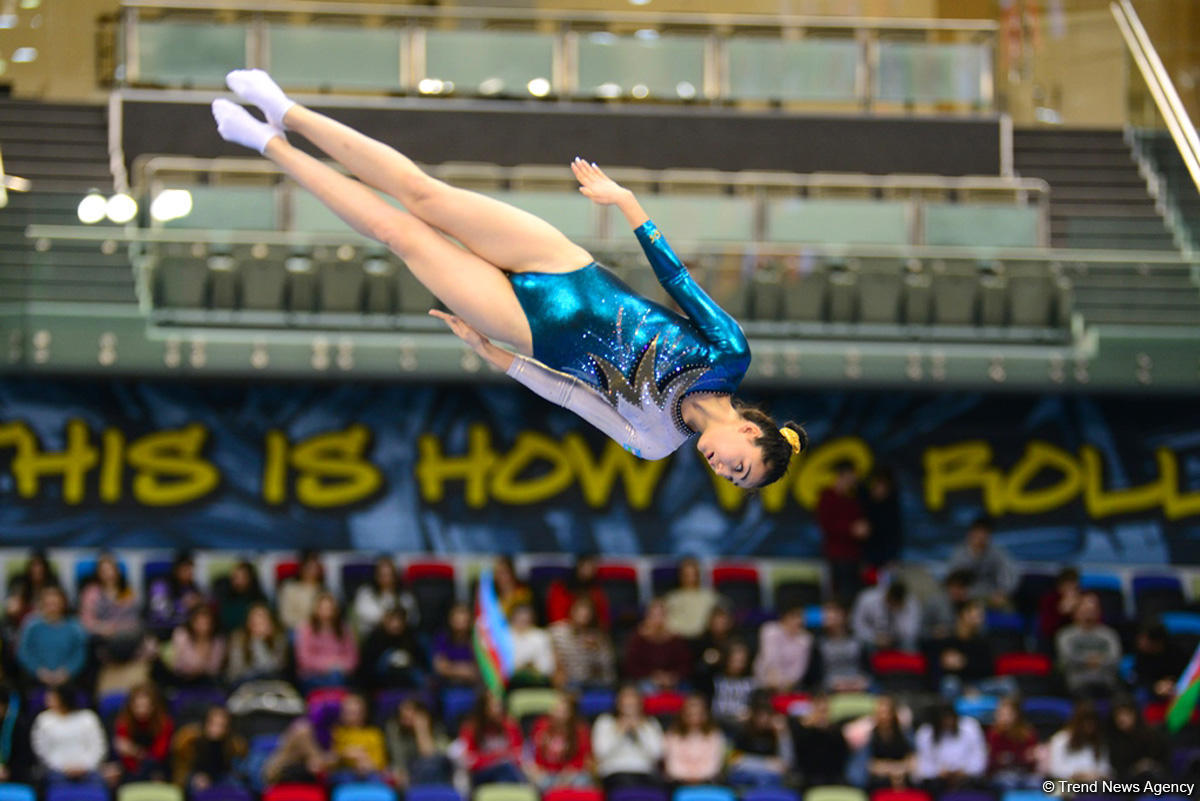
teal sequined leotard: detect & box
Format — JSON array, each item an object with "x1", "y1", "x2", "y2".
[{"x1": 505, "y1": 220, "x2": 750, "y2": 460}]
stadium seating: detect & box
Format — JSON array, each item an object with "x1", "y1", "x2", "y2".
[
  {"x1": 472, "y1": 786, "x2": 538, "y2": 801},
  {"x1": 0, "y1": 786, "x2": 36, "y2": 801},
  {"x1": 46, "y1": 786, "x2": 109, "y2": 801},
  {"x1": 330, "y1": 785, "x2": 397, "y2": 801},
  {"x1": 804, "y1": 788, "x2": 867, "y2": 801},
  {"x1": 262, "y1": 787, "x2": 326, "y2": 801},
  {"x1": 116, "y1": 785, "x2": 183, "y2": 801},
  {"x1": 673, "y1": 788, "x2": 736, "y2": 801},
  {"x1": 404, "y1": 788, "x2": 462, "y2": 801}
]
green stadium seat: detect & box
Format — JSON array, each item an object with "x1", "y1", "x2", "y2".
[
  {"x1": 726, "y1": 38, "x2": 859, "y2": 103},
  {"x1": 267, "y1": 25, "x2": 403, "y2": 92},
  {"x1": 134, "y1": 20, "x2": 247, "y2": 87},
  {"x1": 978, "y1": 261, "x2": 1008, "y2": 326},
  {"x1": 780, "y1": 261, "x2": 828, "y2": 322},
  {"x1": 207, "y1": 254, "x2": 238, "y2": 309},
  {"x1": 765, "y1": 198, "x2": 911, "y2": 246},
  {"x1": 317, "y1": 252, "x2": 366, "y2": 313},
  {"x1": 480, "y1": 190, "x2": 596, "y2": 243},
  {"x1": 396, "y1": 263, "x2": 436, "y2": 315},
  {"x1": 643, "y1": 195, "x2": 756, "y2": 243},
  {"x1": 750, "y1": 264, "x2": 784, "y2": 321},
  {"x1": 1007, "y1": 261, "x2": 1055, "y2": 327},
  {"x1": 285, "y1": 255, "x2": 318, "y2": 312},
  {"x1": 238, "y1": 249, "x2": 289, "y2": 311},
  {"x1": 363, "y1": 256, "x2": 397, "y2": 314},
  {"x1": 828, "y1": 692, "x2": 876, "y2": 723},
  {"x1": 930, "y1": 259, "x2": 979, "y2": 326},
  {"x1": 473, "y1": 785, "x2": 537, "y2": 801},
  {"x1": 164, "y1": 186, "x2": 278, "y2": 232},
  {"x1": 874, "y1": 41, "x2": 990, "y2": 107},
  {"x1": 507, "y1": 688, "x2": 561, "y2": 722},
  {"x1": 923, "y1": 203, "x2": 1040, "y2": 248},
  {"x1": 902, "y1": 262, "x2": 933, "y2": 324},
  {"x1": 826, "y1": 262, "x2": 858, "y2": 323},
  {"x1": 576, "y1": 32, "x2": 706, "y2": 100},
  {"x1": 424, "y1": 30, "x2": 555, "y2": 97},
  {"x1": 154, "y1": 244, "x2": 208, "y2": 308},
  {"x1": 854, "y1": 257, "x2": 905, "y2": 324},
  {"x1": 118, "y1": 783, "x2": 183, "y2": 801}
]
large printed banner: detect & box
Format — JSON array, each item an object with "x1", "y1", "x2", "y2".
[{"x1": 1, "y1": 378, "x2": 1199, "y2": 563}]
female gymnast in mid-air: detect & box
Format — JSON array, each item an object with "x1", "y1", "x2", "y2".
[{"x1": 212, "y1": 70, "x2": 807, "y2": 488}]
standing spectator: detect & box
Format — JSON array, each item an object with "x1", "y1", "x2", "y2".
[
  {"x1": 790, "y1": 693, "x2": 848, "y2": 787},
  {"x1": 277, "y1": 551, "x2": 324, "y2": 630},
  {"x1": 1036, "y1": 567, "x2": 1082, "y2": 646},
  {"x1": 263, "y1": 720, "x2": 330, "y2": 785},
  {"x1": 693, "y1": 604, "x2": 737, "y2": 693},
  {"x1": 754, "y1": 605, "x2": 813, "y2": 692},
  {"x1": 932, "y1": 600, "x2": 995, "y2": 698},
  {"x1": 947, "y1": 517, "x2": 1017, "y2": 608},
  {"x1": 546, "y1": 555, "x2": 610, "y2": 628},
  {"x1": 1107, "y1": 696, "x2": 1168, "y2": 783},
  {"x1": 146, "y1": 552, "x2": 204, "y2": 637},
  {"x1": 18, "y1": 586, "x2": 87, "y2": 688},
  {"x1": 492, "y1": 556, "x2": 532, "y2": 619},
  {"x1": 852, "y1": 580, "x2": 921, "y2": 652},
  {"x1": 173, "y1": 706, "x2": 247, "y2": 790},
  {"x1": 226, "y1": 602, "x2": 289, "y2": 685},
  {"x1": 712, "y1": 641, "x2": 757, "y2": 727},
  {"x1": 386, "y1": 698, "x2": 452, "y2": 787},
  {"x1": 31, "y1": 686, "x2": 107, "y2": 784},
  {"x1": 912, "y1": 703, "x2": 986, "y2": 793},
  {"x1": 79, "y1": 553, "x2": 144, "y2": 663},
  {"x1": 432, "y1": 603, "x2": 479, "y2": 686},
  {"x1": 1045, "y1": 701, "x2": 1109, "y2": 782},
  {"x1": 509, "y1": 604, "x2": 556, "y2": 688},
  {"x1": 549, "y1": 596, "x2": 616, "y2": 690},
  {"x1": 295, "y1": 591, "x2": 358, "y2": 689},
  {"x1": 866, "y1": 696, "x2": 914, "y2": 790},
  {"x1": 457, "y1": 693, "x2": 525, "y2": 786},
  {"x1": 356, "y1": 607, "x2": 424, "y2": 691},
  {"x1": 986, "y1": 696, "x2": 1040, "y2": 789},
  {"x1": 1056, "y1": 592, "x2": 1121, "y2": 697},
  {"x1": 663, "y1": 694, "x2": 726, "y2": 786},
  {"x1": 168, "y1": 605, "x2": 226, "y2": 686},
  {"x1": 1132, "y1": 621, "x2": 1186, "y2": 701},
  {"x1": 6, "y1": 552, "x2": 61, "y2": 629},
  {"x1": 213, "y1": 561, "x2": 267, "y2": 635},
  {"x1": 809, "y1": 601, "x2": 869, "y2": 693},
  {"x1": 592, "y1": 684, "x2": 664, "y2": 791},
  {"x1": 817, "y1": 462, "x2": 870, "y2": 600},
  {"x1": 727, "y1": 691, "x2": 791, "y2": 788},
  {"x1": 330, "y1": 693, "x2": 389, "y2": 783},
  {"x1": 114, "y1": 683, "x2": 174, "y2": 781},
  {"x1": 622, "y1": 599, "x2": 691, "y2": 691},
  {"x1": 664, "y1": 557, "x2": 720, "y2": 639},
  {"x1": 861, "y1": 466, "x2": 903, "y2": 569},
  {"x1": 352, "y1": 556, "x2": 418, "y2": 635},
  {"x1": 528, "y1": 694, "x2": 592, "y2": 790}
]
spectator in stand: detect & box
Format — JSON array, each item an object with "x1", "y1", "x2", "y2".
[
  {"x1": 226, "y1": 602, "x2": 289, "y2": 685},
  {"x1": 173, "y1": 706, "x2": 247, "y2": 790},
  {"x1": 168, "y1": 605, "x2": 226, "y2": 686},
  {"x1": 5, "y1": 551, "x2": 61, "y2": 629},
  {"x1": 0, "y1": 685, "x2": 32, "y2": 783},
  {"x1": 386, "y1": 698, "x2": 453, "y2": 787},
  {"x1": 294, "y1": 591, "x2": 358, "y2": 689},
  {"x1": 1108, "y1": 695, "x2": 1168, "y2": 783},
  {"x1": 114, "y1": 683, "x2": 174, "y2": 782},
  {"x1": 550, "y1": 596, "x2": 616, "y2": 690},
  {"x1": 727, "y1": 691, "x2": 792, "y2": 788},
  {"x1": 546, "y1": 554, "x2": 610, "y2": 628},
  {"x1": 866, "y1": 695, "x2": 914, "y2": 790},
  {"x1": 693, "y1": 604, "x2": 737, "y2": 694},
  {"x1": 528, "y1": 693, "x2": 592, "y2": 790},
  {"x1": 947, "y1": 517, "x2": 1018, "y2": 608},
  {"x1": 508, "y1": 603, "x2": 556, "y2": 689},
  {"x1": 852, "y1": 580, "x2": 921, "y2": 652},
  {"x1": 912, "y1": 702, "x2": 987, "y2": 793},
  {"x1": 492, "y1": 556, "x2": 532, "y2": 619},
  {"x1": 79, "y1": 553, "x2": 145, "y2": 663},
  {"x1": 664, "y1": 557, "x2": 720, "y2": 639},
  {"x1": 986, "y1": 696, "x2": 1040, "y2": 789},
  {"x1": 146, "y1": 552, "x2": 204, "y2": 637},
  {"x1": 623, "y1": 599, "x2": 691, "y2": 691},
  {"x1": 18, "y1": 586, "x2": 87, "y2": 688},
  {"x1": 754, "y1": 605, "x2": 813, "y2": 692},
  {"x1": 932, "y1": 600, "x2": 995, "y2": 698},
  {"x1": 213, "y1": 560, "x2": 267, "y2": 634},
  {"x1": 809, "y1": 601, "x2": 869, "y2": 693},
  {"x1": 1056, "y1": 592, "x2": 1121, "y2": 697},
  {"x1": 861, "y1": 466, "x2": 903, "y2": 570},
  {"x1": 922, "y1": 569, "x2": 974, "y2": 641},
  {"x1": 1036, "y1": 567, "x2": 1082, "y2": 647},
  {"x1": 592, "y1": 684, "x2": 664, "y2": 791},
  {"x1": 663, "y1": 694, "x2": 726, "y2": 786},
  {"x1": 329, "y1": 693, "x2": 389, "y2": 783},
  {"x1": 711, "y1": 641, "x2": 756, "y2": 728},
  {"x1": 31, "y1": 686, "x2": 108, "y2": 785},
  {"x1": 1132, "y1": 620, "x2": 1186, "y2": 701},
  {"x1": 352, "y1": 556, "x2": 418, "y2": 635},
  {"x1": 1045, "y1": 700, "x2": 1110, "y2": 783},
  {"x1": 356, "y1": 607, "x2": 425, "y2": 691},
  {"x1": 432, "y1": 602, "x2": 479, "y2": 686},
  {"x1": 263, "y1": 720, "x2": 330, "y2": 785},
  {"x1": 817, "y1": 462, "x2": 870, "y2": 600},
  {"x1": 277, "y1": 550, "x2": 325, "y2": 630},
  {"x1": 790, "y1": 693, "x2": 849, "y2": 787},
  {"x1": 458, "y1": 692, "x2": 525, "y2": 786}
]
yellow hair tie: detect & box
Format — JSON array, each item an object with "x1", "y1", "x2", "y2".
[{"x1": 780, "y1": 427, "x2": 801, "y2": 454}]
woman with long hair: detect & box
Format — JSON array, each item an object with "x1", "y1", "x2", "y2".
[
  {"x1": 663, "y1": 694, "x2": 726, "y2": 786},
  {"x1": 866, "y1": 695, "x2": 914, "y2": 790},
  {"x1": 1045, "y1": 700, "x2": 1110, "y2": 783},
  {"x1": 528, "y1": 693, "x2": 592, "y2": 790},
  {"x1": 214, "y1": 70, "x2": 807, "y2": 485},
  {"x1": 294, "y1": 591, "x2": 358, "y2": 689},
  {"x1": 457, "y1": 692, "x2": 525, "y2": 786},
  {"x1": 986, "y1": 696, "x2": 1039, "y2": 789},
  {"x1": 168, "y1": 605, "x2": 226, "y2": 685},
  {"x1": 214, "y1": 560, "x2": 266, "y2": 634},
  {"x1": 550, "y1": 596, "x2": 616, "y2": 690},
  {"x1": 79, "y1": 554, "x2": 146, "y2": 667},
  {"x1": 912, "y1": 702, "x2": 987, "y2": 793},
  {"x1": 114, "y1": 683, "x2": 174, "y2": 781},
  {"x1": 352, "y1": 556, "x2": 417, "y2": 634},
  {"x1": 592, "y1": 684, "x2": 664, "y2": 791},
  {"x1": 226, "y1": 602, "x2": 289, "y2": 685}
]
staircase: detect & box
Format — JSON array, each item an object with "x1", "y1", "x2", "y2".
[
  {"x1": 1137, "y1": 131, "x2": 1200, "y2": 252},
  {"x1": 1013, "y1": 128, "x2": 1178, "y2": 251}
]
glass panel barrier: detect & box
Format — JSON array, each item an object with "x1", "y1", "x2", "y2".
[
  {"x1": 765, "y1": 198, "x2": 911, "y2": 245},
  {"x1": 923, "y1": 203, "x2": 1039, "y2": 248},
  {"x1": 136, "y1": 20, "x2": 246, "y2": 87},
  {"x1": 874, "y1": 40, "x2": 989, "y2": 107},
  {"x1": 161, "y1": 186, "x2": 278, "y2": 231},
  {"x1": 726, "y1": 37, "x2": 859, "y2": 103},
  {"x1": 267, "y1": 25, "x2": 402, "y2": 92},
  {"x1": 423, "y1": 30, "x2": 555, "y2": 98},
  {"x1": 576, "y1": 33, "x2": 706, "y2": 100}
]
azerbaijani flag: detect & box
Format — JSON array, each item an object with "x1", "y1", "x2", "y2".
[
  {"x1": 473, "y1": 567, "x2": 515, "y2": 697},
  {"x1": 1166, "y1": 641, "x2": 1200, "y2": 732}
]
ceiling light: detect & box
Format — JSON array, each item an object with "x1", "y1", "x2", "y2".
[
  {"x1": 77, "y1": 192, "x2": 107, "y2": 224},
  {"x1": 149, "y1": 189, "x2": 193, "y2": 222},
  {"x1": 105, "y1": 193, "x2": 138, "y2": 223}
]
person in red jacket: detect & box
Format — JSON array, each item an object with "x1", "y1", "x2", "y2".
[
  {"x1": 114, "y1": 682, "x2": 174, "y2": 781},
  {"x1": 622, "y1": 599, "x2": 691, "y2": 690},
  {"x1": 817, "y1": 462, "x2": 870, "y2": 601},
  {"x1": 546, "y1": 555, "x2": 610, "y2": 628},
  {"x1": 528, "y1": 694, "x2": 593, "y2": 790},
  {"x1": 458, "y1": 693, "x2": 525, "y2": 787}
]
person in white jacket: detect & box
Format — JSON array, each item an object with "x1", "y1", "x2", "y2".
[
  {"x1": 508, "y1": 605, "x2": 556, "y2": 687},
  {"x1": 913, "y1": 703, "x2": 987, "y2": 793},
  {"x1": 32, "y1": 687, "x2": 108, "y2": 783},
  {"x1": 592, "y1": 684, "x2": 665, "y2": 791}
]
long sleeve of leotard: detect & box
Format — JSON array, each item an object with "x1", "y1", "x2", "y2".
[{"x1": 635, "y1": 220, "x2": 750, "y2": 359}]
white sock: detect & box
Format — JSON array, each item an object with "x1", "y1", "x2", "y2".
[
  {"x1": 212, "y1": 99, "x2": 283, "y2": 154},
  {"x1": 226, "y1": 69, "x2": 296, "y2": 130}
]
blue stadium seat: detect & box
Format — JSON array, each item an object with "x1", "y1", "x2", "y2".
[
  {"x1": 742, "y1": 790, "x2": 799, "y2": 801},
  {"x1": 442, "y1": 687, "x2": 478, "y2": 729},
  {"x1": 331, "y1": 785, "x2": 396, "y2": 801},
  {"x1": 46, "y1": 785, "x2": 109, "y2": 801},
  {"x1": 1022, "y1": 696, "x2": 1073, "y2": 739},
  {"x1": 579, "y1": 688, "x2": 615, "y2": 718},
  {"x1": 0, "y1": 785, "x2": 36, "y2": 801},
  {"x1": 651, "y1": 564, "x2": 679, "y2": 595},
  {"x1": 1132, "y1": 574, "x2": 1186, "y2": 618},
  {"x1": 340, "y1": 561, "x2": 376, "y2": 601},
  {"x1": 191, "y1": 788, "x2": 254, "y2": 801},
  {"x1": 1162, "y1": 611, "x2": 1200, "y2": 634},
  {"x1": 955, "y1": 695, "x2": 999, "y2": 724},
  {"x1": 1002, "y1": 792, "x2": 1060, "y2": 801},
  {"x1": 98, "y1": 691, "x2": 128, "y2": 723},
  {"x1": 142, "y1": 560, "x2": 172, "y2": 594},
  {"x1": 406, "y1": 789, "x2": 462, "y2": 801},
  {"x1": 674, "y1": 787, "x2": 736, "y2": 801},
  {"x1": 804, "y1": 605, "x2": 824, "y2": 629},
  {"x1": 938, "y1": 791, "x2": 996, "y2": 801},
  {"x1": 74, "y1": 558, "x2": 127, "y2": 587}
]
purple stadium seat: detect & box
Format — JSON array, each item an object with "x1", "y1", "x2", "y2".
[
  {"x1": 405, "y1": 787, "x2": 462, "y2": 801},
  {"x1": 192, "y1": 788, "x2": 254, "y2": 801},
  {"x1": 45, "y1": 785, "x2": 109, "y2": 801},
  {"x1": 742, "y1": 789, "x2": 800, "y2": 801},
  {"x1": 609, "y1": 787, "x2": 668, "y2": 801},
  {"x1": 938, "y1": 791, "x2": 997, "y2": 801}
]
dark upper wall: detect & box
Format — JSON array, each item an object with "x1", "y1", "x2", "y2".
[{"x1": 123, "y1": 98, "x2": 1003, "y2": 175}]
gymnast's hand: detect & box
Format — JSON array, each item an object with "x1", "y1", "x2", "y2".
[
  {"x1": 429, "y1": 309, "x2": 514, "y2": 371},
  {"x1": 572, "y1": 157, "x2": 631, "y2": 205}
]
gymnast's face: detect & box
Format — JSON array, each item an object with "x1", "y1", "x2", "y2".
[{"x1": 697, "y1": 420, "x2": 765, "y2": 488}]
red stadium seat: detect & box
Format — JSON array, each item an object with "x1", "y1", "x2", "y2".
[
  {"x1": 994, "y1": 652, "x2": 1052, "y2": 675},
  {"x1": 642, "y1": 691, "x2": 685, "y2": 718},
  {"x1": 596, "y1": 564, "x2": 637, "y2": 583},
  {"x1": 771, "y1": 692, "x2": 810, "y2": 715},
  {"x1": 543, "y1": 790, "x2": 604, "y2": 801},
  {"x1": 406, "y1": 561, "x2": 454, "y2": 581},
  {"x1": 712, "y1": 564, "x2": 759, "y2": 584},
  {"x1": 263, "y1": 786, "x2": 326, "y2": 801},
  {"x1": 712, "y1": 564, "x2": 763, "y2": 613},
  {"x1": 870, "y1": 790, "x2": 932, "y2": 801},
  {"x1": 275, "y1": 561, "x2": 299, "y2": 583},
  {"x1": 871, "y1": 650, "x2": 927, "y2": 675}
]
